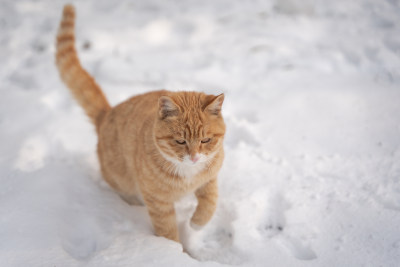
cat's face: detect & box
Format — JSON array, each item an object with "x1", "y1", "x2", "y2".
[{"x1": 154, "y1": 92, "x2": 225, "y2": 177}]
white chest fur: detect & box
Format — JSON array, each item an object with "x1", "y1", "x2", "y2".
[{"x1": 159, "y1": 151, "x2": 217, "y2": 179}]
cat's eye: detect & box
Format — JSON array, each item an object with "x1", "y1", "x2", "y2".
[
  {"x1": 176, "y1": 140, "x2": 186, "y2": 145},
  {"x1": 201, "y1": 138, "x2": 211, "y2": 144}
]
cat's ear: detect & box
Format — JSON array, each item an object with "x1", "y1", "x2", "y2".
[
  {"x1": 159, "y1": 96, "x2": 179, "y2": 119},
  {"x1": 204, "y1": 93, "x2": 224, "y2": 115}
]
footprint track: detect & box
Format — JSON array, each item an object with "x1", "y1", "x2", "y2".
[{"x1": 240, "y1": 189, "x2": 318, "y2": 261}]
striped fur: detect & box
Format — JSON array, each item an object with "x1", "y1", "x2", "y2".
[
  {"x1": 55, "y1": 5, "x2": 226, "y2": 244},
  {"x1": 56, "y1": 4, "x2": 110, "y2": 129}
]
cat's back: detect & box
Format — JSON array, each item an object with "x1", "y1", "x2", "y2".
[
  {"x1": 99, "y1": 90, "x2": 166, "y2": 136},
  {"x1": 98, "y1": 90, "x2": 170, "y2": 157},
  {"x1": 97, "y1": 90, "x2": 166, "y2": 181},
  {"x1": 115, "y1": 90, "x2": 167, "y2": 122}
]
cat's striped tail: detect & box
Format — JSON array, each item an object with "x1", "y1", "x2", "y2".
[{"x1": 55, "y1": 4, "x2": 111, "y2": 128}]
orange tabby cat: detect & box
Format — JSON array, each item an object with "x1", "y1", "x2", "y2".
[{"x1": 55, "y1": 4, "x2": 225, "y2": 243}]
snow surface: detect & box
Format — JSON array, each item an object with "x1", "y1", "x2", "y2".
[{"x1": 1, "y1": 0, "x2": 400, "y2": 266}]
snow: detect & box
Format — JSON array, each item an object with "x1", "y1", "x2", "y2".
[{"x1": 1, "y1": 0, "x2": 400, "y2": 266}]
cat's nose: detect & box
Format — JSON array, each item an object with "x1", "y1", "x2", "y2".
[{"x1": 190, "y1": 155, "x2": 200, "y2": 163}]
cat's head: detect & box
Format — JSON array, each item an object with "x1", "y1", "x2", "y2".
[{"x1": 154, "y1": 91, "x2": 225, "y2": 173}]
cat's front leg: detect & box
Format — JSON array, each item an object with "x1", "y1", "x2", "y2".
[
  {"x1": 143, "y1": 193, "x2": 179, "y2": 242},
  {"x1": 190, "y1": 178, "x2": 218, "y2": 229}
]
